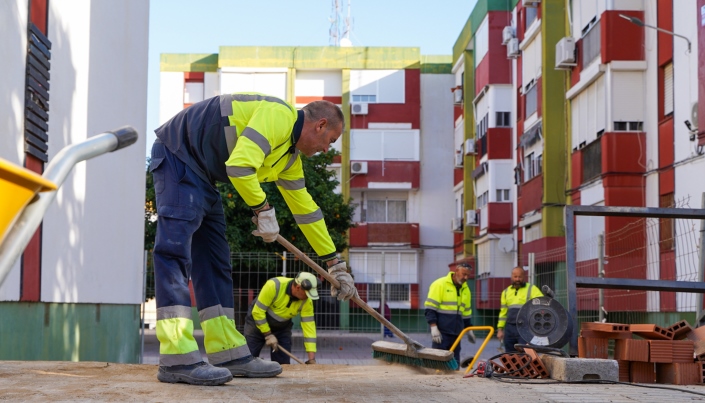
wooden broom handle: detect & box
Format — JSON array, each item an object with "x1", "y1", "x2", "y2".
[{"x1": 275, "y1": 235, "x2": 417, "y2": 345}]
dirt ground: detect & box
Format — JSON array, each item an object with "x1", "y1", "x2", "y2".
[{"x1": 2, "y1": 360, "x2": 705, "y2": 402}]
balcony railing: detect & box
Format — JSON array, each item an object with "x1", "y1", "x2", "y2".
[{"x1": 349, "y1": 222, "x2": 419, "y2": 248}]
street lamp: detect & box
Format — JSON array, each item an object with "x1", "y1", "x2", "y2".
[{"x1": 619, "y1": 14, "x2": 691, "y2": 53}]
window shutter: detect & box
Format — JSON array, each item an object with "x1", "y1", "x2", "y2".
[{"x1": 664, "y1": 63, "x2": 674, "y2": 116}]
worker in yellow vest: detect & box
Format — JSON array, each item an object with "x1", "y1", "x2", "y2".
[
  {"x1": 424, "y1": 263, "x2": 475, "y2": 366},
  {"x1": 150, "y1": 94, "x2": 356, "y2": 385},
  {"x1": 497, "y1": 267, "x2": 543, "y2": 352},
  {"x1": 244, "y1": 272, "x2": 320, "y2": 365}
]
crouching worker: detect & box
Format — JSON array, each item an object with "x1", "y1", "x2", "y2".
[{"x1": 245, "y1": 272, "x2": 319, "y2": 365}]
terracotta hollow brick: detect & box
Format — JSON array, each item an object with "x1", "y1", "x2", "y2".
[{"x1": 614, "y1": 339, "x2": 649, "y2": 362}]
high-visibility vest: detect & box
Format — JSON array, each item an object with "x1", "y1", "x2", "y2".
[
  {"x1": 497, "y1": 284, "x2": 543, "y2": 328},
  {"x1": 252, "y1": 277, "x2": 317, "y2": 352},
  {"x1": 424, "y1": 272, "x2": 472, "y2": 335}
]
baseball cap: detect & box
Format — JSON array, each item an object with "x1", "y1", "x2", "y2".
[{"x1": 295, "y1": 272, "x2": 319, "y2": 300}]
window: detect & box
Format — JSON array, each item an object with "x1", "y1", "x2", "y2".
[
  {"x1": 525, "y1": 6, "x2": 538, "y2": 29},
  {"x1": 352, "y1": 94, "x2": 377, "y2": 103},
  {"x1": 614, "y1": 121, "x2": 643, "y2": 132},
  {"x1": 367, "y1": 284, "x2": 410, "y2": 302},
  {"x1": 664, "y1": 63, "x2": 674, "y2": 116},
  {"x1": 476, "y1": 191, "x2": 489, "y2": 208},
  {"x1": 525, "y1": 83, "x2": 538, "y2": 117},
  {"x1": 496, "y1": 189, "x2": 510, "y2": 202},
  {"x1": 581, "y1": 139, "x2": 602, "y2": 183},
  {"x1": 476, "y1": 113, "x2": 489, "y2": 138},
  {"x1": 582, "y1": 18, "x2": 601, "y2": 69},
  {"x1": 496, "y1": 112, "x2": 511, "y2": 127},
  {"x1": 366, "y1": 199, "x2": 407, "y2": 223},
  {"x1": 524, "y1": 152, "x2": 542, "y2": 181}
]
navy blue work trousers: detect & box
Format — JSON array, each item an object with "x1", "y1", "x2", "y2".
[
  {"x1": 243, "y1": 312, "x2": 294, "y2": 365},
  {"x1": 150, "y1": 140, "x2": 233, "y2": 312},
  {"x1": 503, "y1": 323, "x2": 527, "y2": 353}
]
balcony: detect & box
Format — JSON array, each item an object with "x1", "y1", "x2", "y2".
[
  {"x1": 519, "y1": 174, "x2": 543, "y2": 215},
  {"x1": 349, "y1": 161, "x2": 420, "y2": 190},
  {"x1": 349, "y1": 222, "x2": 420, "y2": 248},
  {"x1": 481, "y1": 202, "x2": 513, "y2": 233}
]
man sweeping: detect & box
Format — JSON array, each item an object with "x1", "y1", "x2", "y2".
[{"x1": 150, "y1": 94, "x2": 356, "y2": 385}]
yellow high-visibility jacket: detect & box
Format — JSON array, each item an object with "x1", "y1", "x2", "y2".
[
  {"x1": 424, "y1": 272, "x2": 472, "y2": 335},
  {"x1": 497, "y1": 284, "x2": 543, "y2": 329},
  {"x1": 222, "y1": 93, "x2": 336, "y2": 260},
  {"x1": 252, "y1": 277, "x2": 317, "y2": 353}
]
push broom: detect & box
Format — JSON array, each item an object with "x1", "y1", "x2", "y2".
[{"x1": 276, "y1": 235, "x2": 458, "y2": 370}]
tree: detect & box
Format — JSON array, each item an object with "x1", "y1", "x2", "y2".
[{"x1": 143, "y1": 150, "x2": 355, "y2": 299}]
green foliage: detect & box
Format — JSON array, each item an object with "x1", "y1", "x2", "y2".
[{"x1": 143, "y1": 150, "x2": 354, "y2": 299}]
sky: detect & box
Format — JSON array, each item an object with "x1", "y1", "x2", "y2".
[{"x1": 145, "y1": 0, "x2": 478, "y2": 155}]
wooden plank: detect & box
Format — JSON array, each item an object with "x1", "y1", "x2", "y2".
[
  {"x1": 25, "y1": 109, "x2": 48, "y2": 131},
  {"x1": 26, "y1": 99, "x2": 49, "y2": 121},
  {"x1": 29, "y1": 35, "x2": 51, "y2": 60},
  {"x1": 28, "y1": 44, "x2": 50, "y2": 69}
]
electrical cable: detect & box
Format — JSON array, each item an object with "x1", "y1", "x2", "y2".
[{"x1": 488, "y1": 376, "x2": 705, "y2": 398}]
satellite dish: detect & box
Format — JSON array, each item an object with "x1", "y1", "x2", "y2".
[
  {"x1": 691, "y1": 102, "x2": 699, "y2": 129},
  {"x1": 498, "y1": 237, "x2": 514, "y2": 253},
  {"x1": 340, "y1": 38, "x2": 353, "y2": 47}
]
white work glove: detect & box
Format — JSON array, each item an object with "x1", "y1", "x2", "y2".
[
  {"x1": 327, "y1": 261, "x2": 357, "y2": 301},
  {"x1": 466, "y1": 330, "x2": 476, "y2": 344},
  {"x1": 431, "y1": 326, "x2": 442, "y2": 344},
  {"x1": 265, "y1": 334, "x2": 279, "y2": 351},
  {"x1": 251, "y1": 207, "x2": 279, "y2": 243}
]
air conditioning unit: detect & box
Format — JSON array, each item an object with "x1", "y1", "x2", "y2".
[
  {"x1": 522, "y1": 0, "x2": 541, "y2": 7},
  {"x1": 555, "y1": 37, "x2": 577, "y2": 70},
  {"x1": 451, "y1": 217, "x2": 463, "y2": 232},
  {"x1": 351, "y1": 161, "x2": 368, "y2": 174},
  {"x1": 507, "y1": 38, "x2": 520, "y2": 59},
  {"x1": 454, "y1": 152, "x2": 464, "y2": 167},
  {"x1": 465, "y1": 209, "x2": 479, "y2": 227},
  {"x1": 464, "y1": 139, "x2": 476, "y2": 155},
  {"x1": 351, "y1": 103, "x2": 368, "y2": 115},
  {"x1": 502, "y1": 26, "x2": 515, "y2": 45},
  {"x1": 453, "y1": 87, "x2": 463, "y2": 104}
]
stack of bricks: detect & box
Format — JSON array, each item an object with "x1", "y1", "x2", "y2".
[
  {"x1": 489, "y1": 348, "x2": 549, "y2": 379},
  {"x1": 579, "y1": 320, "x2": 702, "y2": 385}
]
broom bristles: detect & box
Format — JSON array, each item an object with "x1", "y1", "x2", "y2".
[{"x1": 372, "y1": 350, "x2": 459, "y2": 371}]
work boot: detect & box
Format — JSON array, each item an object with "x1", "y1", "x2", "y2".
[
  {"x1": 216, "y1": 355, "x2": 283, "y2": 378},
  {"x1": 157, "y1": 361, "x2": 233, "y2": 386}
]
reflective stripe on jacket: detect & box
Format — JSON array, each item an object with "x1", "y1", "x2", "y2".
[
  {"x1": 424, "y1": 272, "x2": 472, "y2": 336},
  {"x1": 252, "y1": 277, "x2": 317, "y2": 352},
  {"x1": 497, "y1": 284, "x2": 543, "y2": 328}
]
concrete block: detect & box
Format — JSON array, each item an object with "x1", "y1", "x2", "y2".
[
  {"x1": 578, "y1": 337, "x2": 609, "y2": 359},
  {"x1": 614, "y1": 339, "x2": 649, "y2": 362},
  {"x1": 540, "y1": 355, "x2": 618, "y2": 382}
]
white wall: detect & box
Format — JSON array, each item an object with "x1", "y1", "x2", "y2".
[
  {"x1": 474, "y1": 17, "x2": 489, "y2": 67},
  {"x1": 349, "y1": 129, "x2": 420, "y2": 161},
  {"x1": 159, "y1": 72, "x2": 184, "y2": 125},
  {"x1": 295, "y1": 70, "x2": 342, "y2": 98},
  {"x1": 0, "y1": 0, "x2": 29, "y2": 300},
  {"x1": 522, "y1": 32, "x2": 542, "y2": 84},
  {"x1": 36, "y1": 0, "x2": 149, "y2": 304},
  {"x1": 220, "y1": 71, "x2": 287, "y2": 101},
  {"x1": 350, "y1": 70, "x2": 405, "y2": 103},
  {"x1": 418, "y1": 73, "x2": 455, "y2": 305}
]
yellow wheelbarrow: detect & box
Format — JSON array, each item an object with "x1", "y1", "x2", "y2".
[
  {"x1": 0, "y1": 127, "x2": 138, "y2": 287},
  {"x1": 449, "y1": 326, "x2": 495, "y2": 376}
]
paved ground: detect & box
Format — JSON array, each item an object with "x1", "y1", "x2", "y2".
[
  {"x1": 1, "y1": 360, "x2": 705, "y2": 402},
  {"x1": 140, "y1": 329, "x2": 501, "y2": 366}
]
